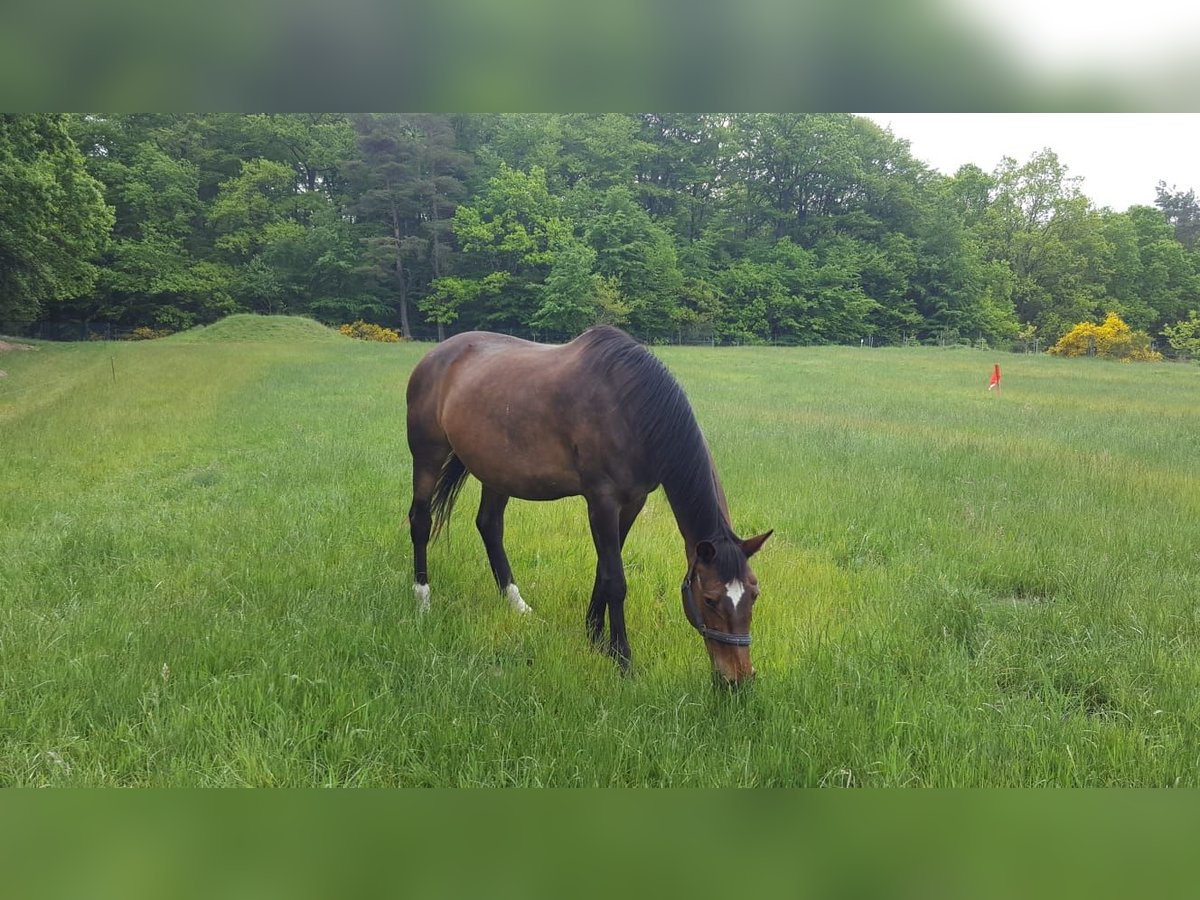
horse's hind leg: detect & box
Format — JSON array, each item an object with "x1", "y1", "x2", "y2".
[
  {"x1": 408, "y1": 446, "x2": 443, "y2": 612},
  {"x1": 476, "y1": 487, "x2": 530, "y2": 613}
]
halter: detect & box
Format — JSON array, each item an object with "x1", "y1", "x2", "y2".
[{"x1": 680, "y1": 563, "x2": 752, "y2": 647}]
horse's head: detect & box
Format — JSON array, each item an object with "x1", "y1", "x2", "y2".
[{"x1": 682, "y1": 530, "x2": 772, "y2": 687}]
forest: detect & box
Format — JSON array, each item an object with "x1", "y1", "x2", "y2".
[{"x1": 4, "y1": 112, "x2": 1200, "y2": 348}]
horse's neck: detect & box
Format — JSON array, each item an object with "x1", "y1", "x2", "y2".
[{"x1": 660, "y1": 442, "x2": 733, "y2": 550}]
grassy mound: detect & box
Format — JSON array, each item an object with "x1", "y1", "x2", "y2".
[{"x1": 170, "y1": 314, "x2": 345, "y2": 344}]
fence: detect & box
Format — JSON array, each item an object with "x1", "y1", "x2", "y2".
[
  {"x1": 403, "y1": 323, "x2": 720, "y2": 346},
  {"x1": 11, "y1": 317, "x2": 1187, "y2": 359},
  {"x1": 8, "y1": 321, "x2": 138, "y2": 342}
]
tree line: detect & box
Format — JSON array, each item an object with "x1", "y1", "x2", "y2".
[{"x1": 4, "y1": 112, "x2": 1200, "y2": 348}]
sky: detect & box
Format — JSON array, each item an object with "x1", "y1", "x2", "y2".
[
  {"x1": 949, "y1": 0, "x2": 1200, "y2": 73},
  {"x1": 862, "y1": 114, "x2": 1200, "y2": 211}
]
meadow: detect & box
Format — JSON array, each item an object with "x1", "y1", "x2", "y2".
[{"x1": 1, "y1": 315, "x2": 1198, "y2": 786}]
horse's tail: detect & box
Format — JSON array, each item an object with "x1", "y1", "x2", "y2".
[{"x1": 430, "y1": 452, "x2": 469, "y2": 539}]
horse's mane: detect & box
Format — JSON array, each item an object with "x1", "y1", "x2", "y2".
[{"x1": 575, "y1": 326, "x2": 740, "y2": 572}]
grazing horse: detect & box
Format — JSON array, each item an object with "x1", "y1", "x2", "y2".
[{"x1": 405, "y1": 325, "x2": 771, "y2": 685}]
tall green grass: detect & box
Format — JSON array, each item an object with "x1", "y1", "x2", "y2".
[{"x1": 2, "y1": 317, "x2": 1198, "y2": 785}]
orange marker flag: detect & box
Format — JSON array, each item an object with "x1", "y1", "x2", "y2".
[{"x1": 988, "y1": 364, "x2": 1001, "y2": 392}]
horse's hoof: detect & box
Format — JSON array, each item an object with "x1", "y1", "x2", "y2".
[
  {"x1": 505, "y1": 584, "x2": 532, "y2": 614},
  {"x1": 608, "y1": 645, "x2": 632, "y2": 674},
  {"x1": 414, "y1": 583, "x2": 431, "y2": 613}
]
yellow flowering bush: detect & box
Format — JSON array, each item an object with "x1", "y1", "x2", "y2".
[
  {"x1": 338, "y1": 320, "x2": 403, "y2": 342},
  {"x1": 126, "y1": 326, "x2": 174, "y2": 341},
  {"x1": 1048, "y1": 312, "x2": 1162, "y2": 362}
]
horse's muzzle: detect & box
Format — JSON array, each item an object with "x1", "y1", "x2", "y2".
[{"x1": 713, "y1": 665, "x2": 757, "y2": 690}]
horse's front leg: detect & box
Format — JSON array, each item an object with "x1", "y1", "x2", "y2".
[
  {"x1": 586, "y1": 495, "x2": 629, "y2": 669},
  {"x1": 618, "y1": 493, "x2": 647, "y2": 550}
]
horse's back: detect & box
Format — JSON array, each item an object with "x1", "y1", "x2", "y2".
[
  {"x1": 407, "y1": 331, "x2": 567, "y2": 412},
  {"x1": 405, "y1": 329, "x2": 636, "y2": 500}
]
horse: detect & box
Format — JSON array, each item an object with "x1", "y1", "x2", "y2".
[{"x1": 404, "y1": 325, "x2": 771, "y2": 685}]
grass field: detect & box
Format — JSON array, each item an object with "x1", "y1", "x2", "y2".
[{"x1": 2, "y1": 315, "x2": 1198, "y2": 786}]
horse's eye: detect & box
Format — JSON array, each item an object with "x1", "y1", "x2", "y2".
[{"x1": 704, "y1": 597, "x2": 719, "y2": 610}]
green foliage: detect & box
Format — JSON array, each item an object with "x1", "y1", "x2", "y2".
[
  {"x1": 346, "y1": 113, "x2": 472, "y2": 337},
  {"x1": 209, "y1": 158, "x2": 298, "y2": 257},
  {"x1": 10, "y1": 113, "x2": 1200, "y2": 347},
  {"x1": 582, "y1": 186, "x2": 682, "y2": 338},
  {"x1": 1162, "y1": 310, "x2": 1200, "y2": 359},
  {"x1": 0, "y1": 114, "x2": 112, "y2": 326},
  {"x1": 591, "y1": 275, "x2": 631, "y2": 326},
  {"x1": 1155, "y1": 181, "x2": 1200, "y2": 250},
  {"x1": 449, "y1": 164, "x2": 576, "y2": 329},
  {"x1": 531, "y1": 239, "x2": 598, "y2": 334}
]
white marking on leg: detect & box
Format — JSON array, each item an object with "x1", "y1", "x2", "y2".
[
  {"x1": 414, "y1": 583, "x2": 430, "y2": 613},
  {"x1": 505, "y1": 583, "x2": 532, "y2": 614},
  {"x1": 726, "y1": 579, "x2": 745, "y2": 608}
]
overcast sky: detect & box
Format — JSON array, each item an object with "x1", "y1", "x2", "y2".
[
  {"x1": 862, "y1": 114, "x2": 1200, "y2": 212},
  {"x1": 949, "y1": 0, "x2": 1200, "y2": 72}
]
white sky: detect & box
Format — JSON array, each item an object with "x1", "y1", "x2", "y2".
[
  {"x1": 949, "y1": 0, "x2": 1200, "y2": 72},
  {"x1": 862, "y1": 114, "x2": 1200, "y2": 211}
]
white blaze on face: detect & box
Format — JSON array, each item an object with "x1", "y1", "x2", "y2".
[
  {"x1": 726, "y1": 579, "x2": 745, "y2": 608},
  {"x1": 506, "y1": 583, "x2": 532, "y2": 614},
  {"x1": 414, "y1": 583, "x2": 431, "y2": 613}
]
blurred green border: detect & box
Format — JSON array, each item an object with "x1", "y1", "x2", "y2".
[
  {"x1": 1, "y1": 790, "x2": 1195, "y2": 899},
  {"x1": 1, "y1": 0, "x2": 1191, "y2": 110},
  {"x1": 2, "y1": 1, "x2": 1192, "y2": 894}
]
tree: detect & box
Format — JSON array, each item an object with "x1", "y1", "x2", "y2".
[
  {"x1": 1154, "y1": 181, "x2": 1200, "y2": 250},
  {"x1": 209, "y1": 158, "x2": 297, "y2": 259},
  {"x1": 257, "y1": 206, "x2": 376, "y2": 323},
  {"x1": 636, "y1": 113, "x2": 730, "y2": 246},
  {"x1": 532, "y1": 239, "x2": 598, "y2": 335},
  {"x1": 345, "y1": 115, "x2": 428, "y2": 337},
  {"x1": 449, "y1": 164, "x2": 576, "y2": 330},
  {"x1": 910, "y1": 166, "x2": 1020, "y2": 344},
  {"x1": 807, "y1": 237, "x2": 882, "y2": 343},
  {"x1": 973, "y1": 150, "x2": 1109, "y2": 340},
  {"x1": 345, "y1": 114, "x2": 470, "y2": 337},
  {"x1": 21, "y1": 112, "x2": 1200, "y2": 349},
  {"x1": 0, "y1": 115, "x2": 112, "y2": 326},
  {"x1": 68, "y1": 114, "x2": 239, "y2": 328},
  {"x1": 206, "y1": 114, "x2": 364, "y2": 321},
  {"x1": 1162, "y1": 310, "x2": 1200, "y2": 359},
  {"x1": 1097, "y1": 206, "x2": 1198, "y2": 333},
  {"x1": 420, "y1": 272, "x2": 508, "y2": 336},
  {"x1": 728, "y1": 113, "x2": 867, "y2": 246},
  {"x1": 581, "y1": 187, "x2": 682, "y2": 338}
]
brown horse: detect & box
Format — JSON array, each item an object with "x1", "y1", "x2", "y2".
[{"x1": 405, "y1": 325, "x2": 771, "y2": 685}]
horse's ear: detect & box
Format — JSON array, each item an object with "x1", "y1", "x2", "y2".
[
  {"x1": 696, "y1": 540, "x2": 717, "y2": 564},
  {"x1": 741, "y1": 530, "x2": 773, "y2": 558}
]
